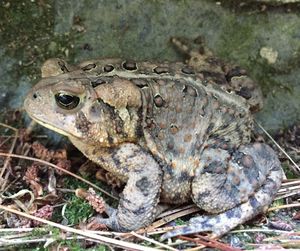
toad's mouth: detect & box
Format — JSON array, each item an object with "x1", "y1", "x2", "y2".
[{"x1": 25, "y1": 110, "x2": 81, "y2": 140}]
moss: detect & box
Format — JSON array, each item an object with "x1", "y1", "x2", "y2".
[
  {"x1": 0, "y1": 0, "x2": 80, "y2": 83},
  {"x1": 64, "y1": 196, "x2": 93, "y2": 225}
]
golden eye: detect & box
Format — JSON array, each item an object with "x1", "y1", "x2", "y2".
[{"x1": 55, "y1": 93, "x2": 80, "y2": 110}]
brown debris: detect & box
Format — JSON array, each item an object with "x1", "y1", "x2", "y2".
[
  {"x1": 84, "y1": 217, "x2": 109, "y2": 231},
  {"x1": 95, "y1": 169, "x2": 123, "y2": 189},
  {"x1": 6, "y1": 212, "x2": 32, "y2": 228},
  {"x1": 179, "y1": 234, "x2": 243, "y2": 251},
  {"x1": 292, "y1": 210, "x2": 300, "y2": 220},
  {"x1": 268, "y1": 220, "x2": 294, "y2": 231},
  {"x1": 31, "y1": 141, "x2": 71, "y2": 174},
  {"x1": 76, "y1": 188, "x2": 106, "y2": 214},
  {"x1": 23, "y1": 163, "x2": 43, "y2": 196},
  {"x1": 32, "y1": 204, "x2": 53, "y2": 226}
]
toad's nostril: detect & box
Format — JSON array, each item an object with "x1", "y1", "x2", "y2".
[{"x1": 33, "y1": 93, "x2": 37, "y2": 99}]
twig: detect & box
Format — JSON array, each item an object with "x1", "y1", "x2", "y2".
[
  {"x1": 0, "y1": 152, "x2": 118, "y2": 200},
  {"x1": 255, "y1": 121, "x2": 300, "y2": 173},
  {"x1": 0, "y1": 235, "x2": 104, "y2": 247},
  {"x1": 158, "y1": 204, "x2": 197, "y2": 218},
  {"x1": 230, "y1": 228, "x2": 293, "y2": 235},
  {"x1": 0, "y1": 123, "x2": 18, "y2": 191},
  {"x1": 180, "y1": 235, "x2": 242, "y2": 251},
  {"x1": 268, "y1": 203, "x2": 300, "y2": 212},
  {"x1": 130, "y1": 231, "x2": 178, "y2": 251},
  {"x1": 142, "y1": 206, "x2": 200, "y2": 232},
  {"x1": 0, "y1": 204, "x2": 159, "y2": 251},
  {"x1": 276, "y1": 191, "x2": 300, "y2": 200}
]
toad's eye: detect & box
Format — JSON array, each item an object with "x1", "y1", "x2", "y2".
[{"x1": 55, "y1": 93, "x2": 80, "y2": 110}]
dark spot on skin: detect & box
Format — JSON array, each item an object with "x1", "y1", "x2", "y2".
[
  {"x1": 33, "y1": 93, "x2": 37, "y2": 99},
  {"x1": 231, "y1": 175, "x2": 241, "y2": 185},
  {"x1": 225, "y1": 66, "x2": 247, "y2": 81},
  {"x1": 131, "y1": 79, "x2": 148, "y2": 88},
  {"x1": 111, "y1": 150, "x2": 122, "y2": 169},
  {"x1": 201, "y1": 70, "x2": 227, "y2": 86},
  {"x1": 206, "y1": 161, "x2": 224, "y2": 173},
  {"x1": 114, "y1": 111, "x2": 125, "y2": 134},
  {"x1": 157, "y1": 131, "x2": 165, "y2": 140},
  {"x1": 90, "y1": 105, "x2": 97, "y2": 114},
  {"x1": 215, "y1": 215, "x2": 221, "y2": 224},
  {"x1": 236, "y1": 87, "x2": 252, "y2": 100},
  {"x1": 167, "y1": 140, "x2": 176, "y2": 153},
  {"x1": 249, "y1": 197, "x2": 260, "y2": 209},
  {"x1": 91, "y1": 78, "x2": 106, "y2": 88},
  {"x1": 122, "y1": 61, "x2": 137, "y2": 71},
  {"x1": 103, "y1": 64, "x2": 114, "y2": 72},
  {"x1": 181, "y1": 66, "x2": 195, "y2": 74},
  {"x1": 232, "y1": 151, "x2": 246, "y2": 164},
  {"x1": 199, "y1": 219, "x2": 213, "y2": 229},
  {"x1": 162, "y1": 164, "x2": 174, "y2": 176},
  {"x1": 153, "y1": 94, "x2": 165, "y2": 107},
  {"x1": 132, "y1": 206, "x2": 147, "y2": 215},
  {"x1": 272, "y1": 164, "x2": 281, "y2": 171},
  {"x1": 116, "y1": 125, "x2": 123, "y2": 134},
  {"x1": 154, "y1": 66, "x2": 169, "y2": 74},
  {"x1": 263, "y1": 178, "x2": 278, "y2": 193},
  {"x1": 75, "y1": 112, "x2": 92, "y2": 135},
  {"x1": 184, "y1": 134, "x2": 192, "y2": 142},
  {"x1": 170, "y1": 124, "x2": 179, "y2": 134},
  {"x1": 107, "y1": 135, "x2": 114, "y2": 145},
  {"x1": 145, "y1": 118, "x2": 152, "y2": 127},
  {"x1": 219, "y1": 123, "x2": 229, "y2": 130},
  {"x1": 136, "y1": 177, "x2": 150, "y2": 196},
  {"x1": 97, "y1": 156, "x2": 106, "y2": 164},
  {"x1": 125, "y1": 147, "x2": 141, "y2": 162},
  {"x1": 225, "y1": 208, "x2": 241, "y2": 219},
  {"x1": 197, "y1": 191, "x2": 211, "y2": 203},
  {"x1": 135, "y1": 108, "x2": 144, "y2": 138},
  {"x1": 182, "y1": 85, "x2": 198, "y2": 97},
  {"x1": 206, "y1": 123, "x2": 214, "y2": 134},
  {"x1": 172, "y1": 192, "x2": 182, "y2": 200},
  {"x1": 241, "y1": 155, "x2": 254, "y2": 168},
  {"x1": 81, "y1": 63, "x2": 96, "y2": 71},
  {"x1": 178, "y1": 171, "x2": 190, "y2": 183},
  {"x1": 57, "y1": 60, "x2": 69, "y2": 73}
]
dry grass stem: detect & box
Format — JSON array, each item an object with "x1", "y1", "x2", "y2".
[
  {"x1": 0, "y1": 123, "x2": 19, "y2": 191},
  {"x1": 255, "y1": 121, "x2": 300, "y2": 173},
  {"x1": 268, "y1": 203, "x2": 300, "y2": 212},
  {"x1": 0, "y1": 152, "x2": 118, "y2": 200},
  {"x1": 143, "y1": 206, "x2": 200, "y2": 232},
  {"x1": 0, "y1": 204, "x2": 161, "y2": 250},
  {"x1": 130, "y1": 231, "x2": 178, "y2": 251}
]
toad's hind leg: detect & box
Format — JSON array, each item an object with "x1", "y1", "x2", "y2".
[{"x1": 161, "y1": 143, "x2": 282, "y2": 239}]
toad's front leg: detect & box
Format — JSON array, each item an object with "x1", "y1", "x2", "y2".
[{"x1": 88, "y1": 143, "x2": 163, "y2": 232}]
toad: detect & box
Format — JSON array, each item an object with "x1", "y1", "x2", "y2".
[{"x1": 24, "y1": 38, "x2": 282, "y2": 239}]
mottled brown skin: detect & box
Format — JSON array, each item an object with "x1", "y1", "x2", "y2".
[{"x1": 24, "y1": 39, "x2": 282, "y2": 239}]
